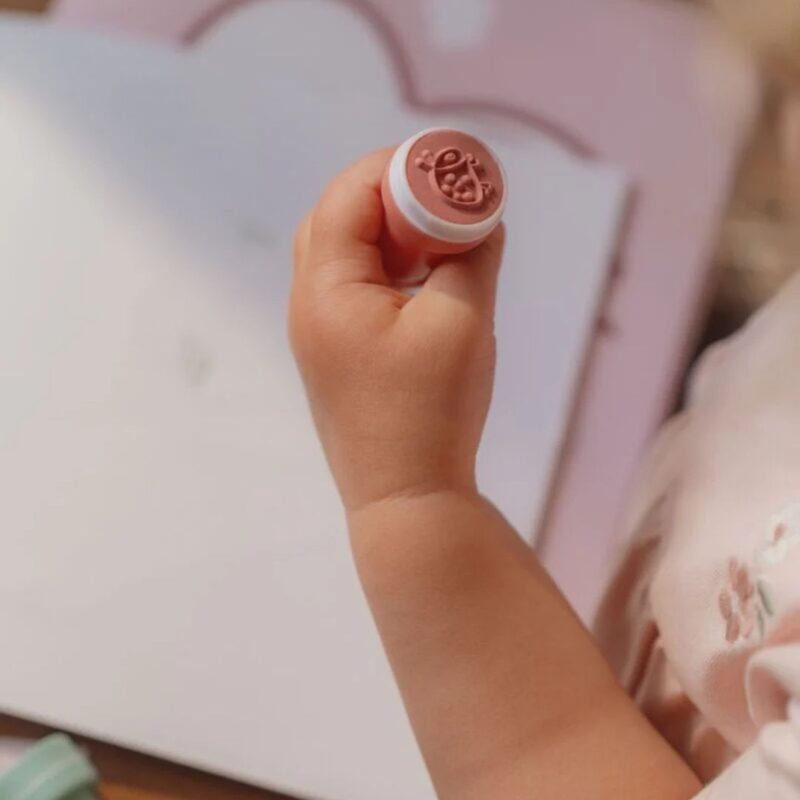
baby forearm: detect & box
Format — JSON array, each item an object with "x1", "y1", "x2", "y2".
[
  {"x1": 348, "y1": 490, "x2": 701, "y2": 799},
  {"x1": 292, "y1": 151, "x2": 699, "y2": 798}
]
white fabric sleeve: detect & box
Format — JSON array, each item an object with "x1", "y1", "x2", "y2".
[{"x1": 694, "y1": 644, "x2": 800, "y2": 799}]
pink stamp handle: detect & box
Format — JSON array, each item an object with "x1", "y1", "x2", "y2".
[{"x1": 381, "y1": 128, "x2": 506, "y2": 265}]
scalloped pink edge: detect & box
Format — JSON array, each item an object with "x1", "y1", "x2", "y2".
[{"x1": 50, "y1": 0, "x2": 756, "y2": 618}]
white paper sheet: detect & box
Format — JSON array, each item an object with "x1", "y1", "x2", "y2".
[{"x1": 0, "y1": 5, "x2": 626, "y2": 798}]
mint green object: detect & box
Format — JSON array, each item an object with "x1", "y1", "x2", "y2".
[{"x1": 0, "y1": 734, "x2": 98, "y2": 800}]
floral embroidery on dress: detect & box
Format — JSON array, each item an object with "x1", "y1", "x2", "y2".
[
  {"x1": 788, "y1": 699, "x2": 800, "y2": 735},
  {"x1": 718, "y1": 503, "x2": 800, "y2": 645},
  {"x1": 719, "y1": 559, "x2": 761, "y2": 644},
  {"x1": 756, "y1": 504, "x2": 800, "y2": 569}
]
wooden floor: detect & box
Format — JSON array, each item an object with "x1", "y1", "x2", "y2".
[
  {"x1": 0, "y1": 714, "x2": 294, "y2": 800},
  {"x1": 1, "y1": 0, "x2": 48, "y2": 11}
]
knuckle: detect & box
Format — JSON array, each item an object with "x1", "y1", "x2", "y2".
[
  {"x1": 314, "y1": 178, "x2": 350, "y2": 226},
  {"x1": 288, "y1": 290, "x2": 355, "y2": 365}
]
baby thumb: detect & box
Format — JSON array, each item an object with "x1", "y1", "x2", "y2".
[{"x1": 418, "y1": 225, "x2": 506, "y2": 318}]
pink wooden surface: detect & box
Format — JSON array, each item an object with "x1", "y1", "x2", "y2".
[{"x1": 51, "y1": 0, "x2": 755, "y2": 618}]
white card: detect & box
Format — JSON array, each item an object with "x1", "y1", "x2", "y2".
[{"x1": 0, "y1": 5, "x2": 625, "y2": 798}]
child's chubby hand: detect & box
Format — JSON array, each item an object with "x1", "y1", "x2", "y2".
[{"x1": 289, "y1": 148, "x2": 505, "y2": 515}]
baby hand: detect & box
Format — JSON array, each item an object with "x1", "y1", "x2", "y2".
[{"x1": 289, "y1": 148, "x2": 505, "y2": 514}]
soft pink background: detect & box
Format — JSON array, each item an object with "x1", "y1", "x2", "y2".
[{"x1": 52, "y1": 0, "x2": 755, "y2": 618}]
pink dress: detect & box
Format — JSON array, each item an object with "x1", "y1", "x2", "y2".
[{"x1": 594, "y1": 275, "x2": 800, "y2": 795}]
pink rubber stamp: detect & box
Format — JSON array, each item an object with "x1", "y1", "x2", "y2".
[{"x1": 381, "y1": 128, "x2": 506, "y2": 272}]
